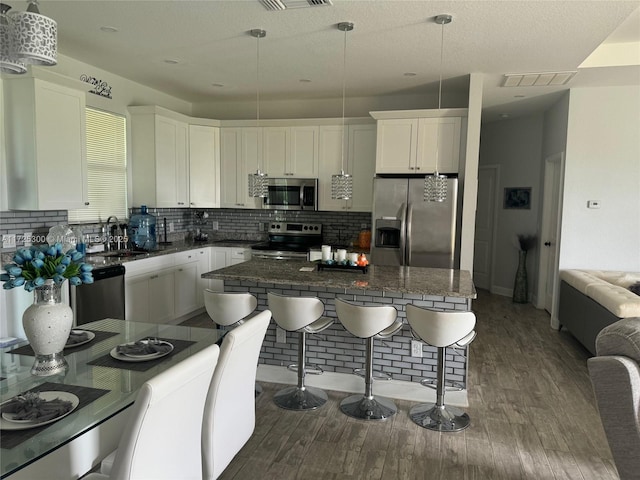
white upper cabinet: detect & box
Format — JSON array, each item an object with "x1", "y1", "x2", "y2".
[
  {"x1": 130, "y1": 108, "x2": 189, "y2": 208},
  {"x1": 129, "y1": 107, "x2": 220, "y2": 209},
  {"x1": 372, "y1": 110, "x2": 463, "y2": 175},
  {"x1": 263, "y1": 126, "x2": 319, "y2": 178},
  {"x1": 4, "y1": 75, "x2": 88, "y2": 210},
  {"x1": 219, "y1": 127, "x2": 262, "y2": 209},
  {"x1": 189, "y1": 124, "x2": 220, "y2": 208},
  {"x1": 318, "y1": 123, "x2": 376, "y2": 212}
]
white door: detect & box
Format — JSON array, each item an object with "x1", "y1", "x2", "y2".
[
  {"x1": 537, "y1": 152, "x2": 564, "y2": 325},
  {"x1": 473, "y1": 166, "x2": 498, "y2": 290}
]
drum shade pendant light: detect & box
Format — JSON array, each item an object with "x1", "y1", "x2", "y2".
[
  {"x1": 0, "y1": 4, "x2": 26, "y2": 74},
  {"x1": 424, "y1": 14, "x2": 452, "y2": 203},
  {"x1": 331, "y1": 22, "x2": 354, "y2": 200},
  {"x1": 7, "y1": 0, "x2": 57, "y2": 68},
  {"x1": 248, "y1": 28, "x2": 269, "y2": 198}
]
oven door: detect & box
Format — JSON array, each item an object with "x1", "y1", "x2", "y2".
[{"x1": 263, "y1": 178, "x2": 317, "y2": 211}]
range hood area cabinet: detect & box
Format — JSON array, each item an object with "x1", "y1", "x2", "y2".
[
  {"x1": 263, "y1": 126, "x2": 319, "y2": 178},
  {"x1": 4, "y1": 74, "x2": 89, "y2": 210},
  {"x1": 371, "y1": 109, "x2": 466, "y2": 175},
  {"x1": 129, "y1": 106, "x2": 220, "y2": 209},
  {"x1": 318, "y1": 123, "x2": 376, "y2": 212}
]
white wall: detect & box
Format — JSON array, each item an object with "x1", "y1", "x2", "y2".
[
  {"x1": 49, "y1": 54, "x2": 193, "y2": 116},
  {"x1": 479, "y1": 113, "x2": 544, "y2": 297},
  {"x1": 193, "y1": 91, "x2": 469, "y2": 120},
  {"x1": 559, "y1": 85, "x2": 640, "y2": 271}
]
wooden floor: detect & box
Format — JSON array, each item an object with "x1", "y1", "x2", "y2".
[{"x1": 185, "y1": 290, "x2": 618, "y2": 480}]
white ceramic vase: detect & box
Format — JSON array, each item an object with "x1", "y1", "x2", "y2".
[{"x1": 22, "y1": 280, "x2": 73, "y2": 376}]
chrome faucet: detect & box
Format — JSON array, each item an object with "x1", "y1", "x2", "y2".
[{"x1": 104, "y1": 215, "x2": 120, "y2": 251}]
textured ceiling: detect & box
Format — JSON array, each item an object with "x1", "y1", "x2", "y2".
[{"x1": 24, "y1": 1, "x2": 640, "y2": 120}]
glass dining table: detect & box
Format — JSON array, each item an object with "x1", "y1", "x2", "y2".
[{"x1": 0, "y1": 319, "x2": 224, "y2": 480}]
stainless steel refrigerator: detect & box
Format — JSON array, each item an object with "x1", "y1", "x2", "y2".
[{"x1": 370, "y1": 177, "x2": 459, "y2": 268}]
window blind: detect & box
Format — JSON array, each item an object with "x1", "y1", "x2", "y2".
[{"x1": 68, "y1": 108, "x2": 127, "y2": 223}]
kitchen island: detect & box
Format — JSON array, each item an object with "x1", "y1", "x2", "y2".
[{"x1": 202, "y1": 258, "x2": 476, "y2": 404}]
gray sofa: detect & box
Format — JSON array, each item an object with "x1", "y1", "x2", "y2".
[
  {"x1": 588, "y1": 318, "x2": 640, "y2": 480},
  {"x1": 558, "y1": 270, "x2": 640, "y2": 355}
]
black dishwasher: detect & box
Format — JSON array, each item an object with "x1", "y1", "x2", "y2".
[{"x1": 70, "y1": 264, "x2": 126, "y2": 325}]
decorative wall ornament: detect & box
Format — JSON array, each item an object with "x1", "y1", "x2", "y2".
[{"x1": 80, "y1": 74, "x2": 113, "y2": 99}]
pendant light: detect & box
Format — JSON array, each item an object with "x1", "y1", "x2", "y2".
[
  {"x1": 8, "y1": 0, "x2": 57, "y2": 67},
  {"x1": 0, "y1": 4, "x2": 26, "y2": 74},
  {"x1": 331, "y1": 22, "x2": 354, "y2": 200},
  {"x1": 248, "y1": 28, "x2": 268, "y2": 198},
  {"x1": 424, "y1": 14, "x2": 451, "y2": 203}
]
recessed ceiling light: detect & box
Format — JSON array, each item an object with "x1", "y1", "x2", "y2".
[
  {"x1": 403, "y1": 72, "x2": 416, "y2": 77},
  {"x1": 163, "y1": 59, "x2": 180, "y2": 65},
  {"x1": 100, "y1": 26, "x2": 119, "y2": 33},
  {"x1": 212, "y1": 83, "x2": 225, "y2": 88},
  {"x1": 299, "y1": 79, "x2": 311, "y2": 83},
  {"x1": 500, "y1": 113, "x2": 510, "y2": 119}
]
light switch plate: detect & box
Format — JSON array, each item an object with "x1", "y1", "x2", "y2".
[
  {"x1": 587, "y1": 200, "x2": 601, "y2": 209},
  {"x1": 211, "y1": 221, "x2": 219, "y2": 230}
]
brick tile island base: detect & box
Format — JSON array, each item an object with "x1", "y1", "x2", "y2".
[{"x1": 202, "y1": 259, "x2": 477, "y2": 405}]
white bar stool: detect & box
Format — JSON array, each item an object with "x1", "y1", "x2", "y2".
[
  {"x1": 406, "y1": 304, "x2": 476, "y2": 432},
  {"x1": 204, "y1": 290, "x2": 258, "y2": 328},
  {"x1": 204, "y1": 290, "x2": 262, "y2": 395},
  {"x1": 335, "y1": 298, "x2": 403, "y2": 420},
  {"x1": 267, "y1": 292, "x2": 334, "y2": 410}
]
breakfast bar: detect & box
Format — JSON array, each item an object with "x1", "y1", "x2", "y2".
[{"x1": 202, "y1": 258, "x2": 476, "y2": 403}]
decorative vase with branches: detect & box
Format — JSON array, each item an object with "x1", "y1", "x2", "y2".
[{"x1": 513, "y1": 234, "x2": 537, "y2": 304}]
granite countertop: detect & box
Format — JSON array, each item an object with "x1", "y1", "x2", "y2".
[
  {"x1": 1, "y1": 239, "x2": 262, "y2": 270},
  {"x1": 202, "y1": 258, "x2": 476, "y2": 298},
  {"x1": 83, "y1": 239, "x2": 261, "y2": 268}
]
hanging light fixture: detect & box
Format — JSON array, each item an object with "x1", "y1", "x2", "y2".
[
  {"x1": 248, "y1": 28, "x2": 269, "y2": 198},
  {"x1": 331, "y1": 21, "x2": 354, "y2": 200},
  {"x1": 0, "y1": 4, "x2": 26, "y2": 74},
  {"x1": 8, "y1": 0, "x2": 57, "y2": 67},
  {"x1": 424, "y1": 14, "x2": 452, "y2": 203}
]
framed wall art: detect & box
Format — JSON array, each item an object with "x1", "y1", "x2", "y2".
[{"x1": 504, "y1": 187, "x2": 531, "y2": 209}]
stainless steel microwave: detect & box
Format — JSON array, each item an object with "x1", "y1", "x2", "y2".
[{"x1": 263, "y1": 178, "x2": 318, "y2": 211}]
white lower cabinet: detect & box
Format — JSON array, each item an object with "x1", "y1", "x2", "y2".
[
  {"x1": 174, "y1": 251, "x2": 199, "y2": 317},
  {"x1": 124, "y1": 255, "x2": 176, "y2": 324},
  {"x1": 124, "y1": 246, "x2": 249, "y2": 323},
  {"x1": 148, "y1": 269, "x2": 176, "y2": 324}
]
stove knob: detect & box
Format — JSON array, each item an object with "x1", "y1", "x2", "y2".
[
  {"x1": 271, "y1": 224, "x2": 275, "y2": 229},
  {"x1": 314, "y1": 226, "x2": 318, "y2": 230},
  {"x1": 303, "y1": 226, "x2": 308, "y2": 230}
]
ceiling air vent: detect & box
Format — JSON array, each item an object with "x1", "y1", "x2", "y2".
[
  {"x1": 260, "y1": 0, "x2": 332, "y2": 11},
  {"x1": 502, "y1": 71, "x2": 576, "y2": 87}
]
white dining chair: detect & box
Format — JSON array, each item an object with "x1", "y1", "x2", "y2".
[
  {"x1": 201, "y1": 309, "x2": 271, "y2": 480},
  {"x1": 83, "y1": 343, "x2": 220, "y2": 480}
]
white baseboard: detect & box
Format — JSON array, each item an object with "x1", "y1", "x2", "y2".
[
  {"x1": 490, "y1": 285, "x2": 512, "y2": 297},
  {"x1": 256, "y1": 364, "x2": 469, "y2": 407}
]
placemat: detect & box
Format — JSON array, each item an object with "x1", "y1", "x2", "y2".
[
  {"x1": 1, "y1": 382, "x2": 110, "y2": 450},
  {"x1": 9, "y1": 330, "x2": 120, "y2": 356},
  {"x1": 86, "y1": 338, "x2": 196, "y2": 372}
]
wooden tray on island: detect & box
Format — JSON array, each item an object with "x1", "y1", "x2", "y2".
[{"x1": 317, "y1": 263, "x2": 368, "y2": 274}]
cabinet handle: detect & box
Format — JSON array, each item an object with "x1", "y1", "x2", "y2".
[
  {"x1": 415, "y1": 166, "x2": 420, "y2": 170},
  {"x1": 84, "y1": 202, "x2": 90, "y2": 206},
  {"x1": 190, "y1": 202, "x2": 195, "y2": 205},
  {"x1": 150, "y1": 274, "x2": 158, "y2": 279},
  {"x1": 178, "y1": 268, "x2": 183, "y2": 272},
  {"x1": 409, "y1": 166, "x2": 415, "y2": 170}
]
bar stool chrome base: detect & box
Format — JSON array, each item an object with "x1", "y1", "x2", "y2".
[
  {"x1": 409, "y1": 403, "x2": 470, "y2": 432},
  {"x1": 273, "y1": 385, "x2": 328, "y2": 411},
  {"x1": 340, "y1": 394, "x2": 397, "y2": 420}
]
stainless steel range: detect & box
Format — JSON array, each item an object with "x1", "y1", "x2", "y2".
[{"x1": 251, "y1": 222, "x2": 322, "y2": 260}]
